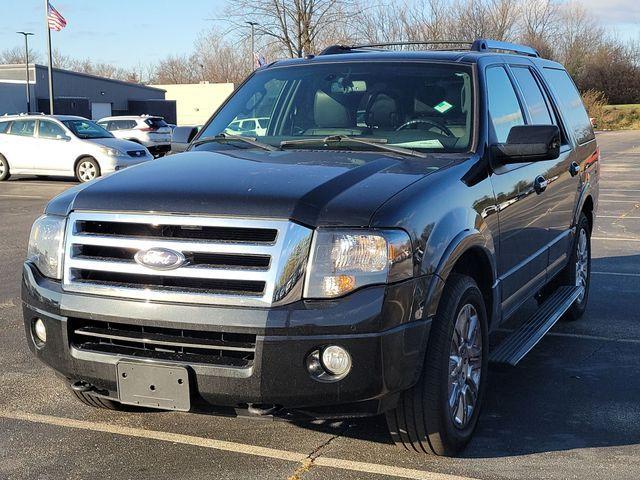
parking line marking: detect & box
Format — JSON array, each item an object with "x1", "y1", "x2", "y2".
[
  {"x1": 496, "y1": 328, "x2": 640, "y2": 345},
  {"x1": 598, "y1": 200, "x2": 640, "y2": 204},
  {"x1": 593, "y1": 271, "x2": 640, "y2": 278},
  {"x1": 592, "y1": 236, "x2": 640, "y2": 242},
  {"x1": 0, "y1": 410, "x2": 477, "y2": 480},
  {"x1": 0, "y1": 194, "x2": 47, "y2": 199},
  {"x1": 598, "y1": 215, "x2": 640, "y2": 219}
]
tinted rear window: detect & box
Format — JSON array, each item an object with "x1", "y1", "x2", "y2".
[
  {"x1": 145, "y1": 118, "x2": 168, "y2": 128},
  {"x1": 0, "y1": 121, "x2": 10, "y2": 134},
  {"x1": 543, "y1": 68, "x2": 594, "y2": 145}
]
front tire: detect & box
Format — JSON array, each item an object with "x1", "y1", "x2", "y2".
[
  {"x1": 75, "y1": 157, "x2": 100, "y2": 183},
  {"x1": 386, "y1": 274, "x2": 488, "y2": 456},
  {"x1": 0, "y1": 155, "x2": 10, "y2": 181}
]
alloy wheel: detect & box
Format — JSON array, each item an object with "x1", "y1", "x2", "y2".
[
  {"x1": 78, "y1": 161, "x2": 97, "y2": 182},
  {"x1": 448, "y1": 303, "x2": 482, "y2": 429},
  {"x1": 575, "y1": 228, "x2": 589, "y2": 302}
]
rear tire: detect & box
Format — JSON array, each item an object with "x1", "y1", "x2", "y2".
[
  {"x1": 71, "y1": 389, "x2": 123, "y2": 410},
  {"x1": 386, "y1": 274, "x2": 488, "y2": 456},
  {"x1": 0, "y1": 155, "x2": 10, "y2": 181},
  {"x1": 561, "y1": 212, "x2": 591, "y2": 321},
  {"x1": 75, "y1": 157, "x2": 100, "y2": 183}
]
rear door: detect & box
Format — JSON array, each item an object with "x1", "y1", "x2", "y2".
[
  {"x1": 144, "y1": 117, "x2": 172, "y2": 143},
  {"x1": 485, "y1": 65, "x2": 551, "y2": 318},
  {"x1": 538, "y1": 67, "x2": 597, "y2": 278},
  {"x1": 4, "y1": 119, "x2": 37, "y2": 171}
]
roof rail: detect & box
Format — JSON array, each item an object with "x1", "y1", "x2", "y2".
[
  {"x1": 318, "y1": 38, "x2": 539, "y2": 57},
  {"x1": 470, "y1": 39, "x2": 539, "y2": 57},
  {"x1": 319, "y1": 41, "x2": 473, "y2": 56}
]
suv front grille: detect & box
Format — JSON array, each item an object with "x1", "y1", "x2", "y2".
[
  {"x1": 62, "y1": 212, "x2": 313, "y2": 307},
  {"x1": 70, "y1": 319, "x2": 256, "y2": 367}
]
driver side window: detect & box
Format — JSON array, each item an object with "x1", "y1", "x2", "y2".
[
  {"x1": 486, "y1": 66, "x2": 525, "y2": 143},
  {"x1": 38, "y1": 120, "x2": 67, "y2": 140}
]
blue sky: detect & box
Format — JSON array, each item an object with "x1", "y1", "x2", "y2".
[
  {"x1": 1, "y1": 0, "x2": 638, "y2": 69},
  {"x1": 0, "y1": 0, "x2": 228, "y2": 67}
]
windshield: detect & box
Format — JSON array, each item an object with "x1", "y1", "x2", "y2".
[
  {"x1": 63, "y1": 119, "x2": 113, "y2": 139},
  {"x1": 198, "y1": 62, "x2": 474, "y2": 153}
]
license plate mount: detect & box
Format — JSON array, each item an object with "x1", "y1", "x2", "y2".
[{"x1": 117, "y1": 361, "x2": 190, "y2": 411}]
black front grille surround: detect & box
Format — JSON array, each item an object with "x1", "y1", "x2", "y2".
[{"x1": 69, "y1": 318, "x2": 257, "y2": 367}]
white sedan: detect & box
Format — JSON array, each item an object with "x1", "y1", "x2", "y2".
[{"x1": 0, "y1": 115, "x2": 154, "y2": 182}]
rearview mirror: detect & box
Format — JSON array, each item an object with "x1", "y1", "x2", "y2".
[
  {"x1": 170, "y1": 126, "x2": 199, "y2": 154},
  {"x1": 491, "y1": 125, "x2": 560, "y2": 164}
]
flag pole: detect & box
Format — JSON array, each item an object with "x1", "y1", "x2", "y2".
[{"x1": 44, "y1": 0, "x2": 54, "y2": 114}]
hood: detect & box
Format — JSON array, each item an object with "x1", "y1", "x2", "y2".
[
  {"x1": 86, "y1": 137, "x2": 147, "y2": 151},
  {"x1": 47, "y1": 149, "x2": 453, "y2": 227}
]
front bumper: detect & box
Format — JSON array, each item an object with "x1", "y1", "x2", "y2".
[{"x1": 22, "y1": 263, "x2": 433, "y2": 417}]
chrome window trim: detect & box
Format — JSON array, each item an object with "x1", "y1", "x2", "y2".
[{"x1": 62, "y1": 211, "x2": 313, "y2": 307}]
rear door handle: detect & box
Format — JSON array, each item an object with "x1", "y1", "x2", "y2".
[
  {"x1": 569, "y1": 161, "x2": 580, "y2": 177},
  {"x1": 534, "y1": 175, "x2": 548, "y2": 194}
]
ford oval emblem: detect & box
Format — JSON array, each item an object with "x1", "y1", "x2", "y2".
[{"x1": 134, "y1": 248, "x2": 186, "y2": 271}]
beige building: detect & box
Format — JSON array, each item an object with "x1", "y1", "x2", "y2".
[{"x1": 152, "y1": 82, "x2": 235, "y2": 126}]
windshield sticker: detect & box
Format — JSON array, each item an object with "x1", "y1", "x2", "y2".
[
  {"x1": 434, "y1": 101, "x2": 453, "y2": 113},
  {"x1": 394, "y1": 140, "x2": 444, "y2": 149}
]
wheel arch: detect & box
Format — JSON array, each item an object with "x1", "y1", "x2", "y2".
[{"x1": 424, "y1": 229, "x2": 499, "y2": 328}]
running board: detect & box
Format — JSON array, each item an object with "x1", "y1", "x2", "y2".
[{"x1": 490, "y1": 286, "x2": 583, "y2": 366}]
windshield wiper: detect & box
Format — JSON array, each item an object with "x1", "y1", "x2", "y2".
[
  {"x1": 280, "y1": 135, "x2": 427, "y2": 158},
  {"x1": 192, "y1": 133, "x2": 279, "y2": 152}
]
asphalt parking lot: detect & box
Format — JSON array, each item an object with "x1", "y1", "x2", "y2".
[{"x1": 1, "y1": 131, "x2": 639, "y2": 480}]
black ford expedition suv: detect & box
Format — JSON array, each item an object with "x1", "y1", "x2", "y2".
[{"x1": 23, "y1": 39, "x2": 598, "y2": 456}]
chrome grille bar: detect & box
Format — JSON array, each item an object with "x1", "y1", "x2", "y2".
[{"x1": 62, "y1": 212, "x2": 313, "y2": 307}]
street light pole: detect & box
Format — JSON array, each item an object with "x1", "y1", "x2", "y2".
[
  {"x1": 246, "y1": 21, "x2": 259, "y2": 71},
  {"x1": 17, "y1": 31, "x2": 34, "y2": 113}
]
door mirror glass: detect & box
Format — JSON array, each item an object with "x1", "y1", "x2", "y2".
[{"x1": 491, "y1": 125, "x2": 561, "y2": 164}]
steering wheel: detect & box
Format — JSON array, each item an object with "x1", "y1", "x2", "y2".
[{"x1": 395, "y1": 119, "x2": 454, "y2": 137}]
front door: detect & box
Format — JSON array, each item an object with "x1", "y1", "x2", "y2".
[
  {"x1": 35, "y1": 119, "x2": 74, "y2": 174},
  {"x1": 485, "y1": 65, "x2": 551, "y2": 319}
]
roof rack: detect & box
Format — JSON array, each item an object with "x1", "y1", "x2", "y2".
[
  {"x1": 470, "y1": 39, "x2": 539, "y2": 57},
  {"x1": 318, "y1": 38, "x2": 539, "y2": 58}
]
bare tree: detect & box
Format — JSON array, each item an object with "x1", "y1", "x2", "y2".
[
  {"x1": 223, "y1": 0, "x2": 360, "y2": 57},
  {"x1": 0, "y1": 46, "x2": 41, "y2": 64}
]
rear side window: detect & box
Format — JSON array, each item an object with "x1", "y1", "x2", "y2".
[
  {"x1": 9, "y1": 120, "x2": 36, "y2": 137},
  {"x1": 512, "y1": 67, "x2": 553, "y2": 125},
  {"x1": 0, "y1": 121, "x2": 10, "y2": 134},
  {"x1": 543, "y1": 68, "x2": 594, "y2": 144},
  {"x1": 145, "y1": 118, "x2": 168, "y2": 128},
  {"x1": 486, "y1": 67, "x2": 525, "y2": 143}
]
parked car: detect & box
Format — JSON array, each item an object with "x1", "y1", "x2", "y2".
[
  {"x1": 224, "y1": 117, "x2": 269, "y2": 136},
  {"x1": 22, "y1": 39, "x2": 598, "y2": 456},
  {"x1": 0, "y1": 115, "x2": 153, "y2": 182},
  {"x1": 97, "y1": 115, "x2": 172, "y2": 157}
]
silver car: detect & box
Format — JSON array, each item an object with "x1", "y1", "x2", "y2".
[{"x1": 0, "y1": 115, "x2": 153, "y2": 182}]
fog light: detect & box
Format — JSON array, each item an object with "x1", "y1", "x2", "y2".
[
  {"x1": 321, "y1": 345, "x2": 351, "y2": 377},
  {"x1": 33, "y1": 318, "x2": 47, "y2": 344}
]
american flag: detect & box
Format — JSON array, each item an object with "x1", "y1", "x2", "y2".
[{"x1": 47, "y1": 2, "x2": 67, "y2": 31}]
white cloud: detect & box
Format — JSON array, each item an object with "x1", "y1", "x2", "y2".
[{"x1": 577, "y1": 0, "x2": 640, "y2": 25}]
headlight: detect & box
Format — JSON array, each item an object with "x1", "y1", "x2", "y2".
[
  {"x1": 100, "y1": 146, "x2": 125, "y2": 157},
  {"x1": 27, "y1": 215, "x2": 66, "y2": 280},
  {"x1": 304, "y1": 229, "x2": 412, "y2": 298}
]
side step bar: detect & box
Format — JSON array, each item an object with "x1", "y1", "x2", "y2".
[{"x1": 490, "y1": 285, "x2": 583, "y2": 366}]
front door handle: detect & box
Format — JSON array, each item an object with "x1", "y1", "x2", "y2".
[
  {"x1": 569, "y1": 161, "x2": 580, "y2": 177},
  {"x1": 534, "y1": 175, "x2": 548, "y2": 194}
]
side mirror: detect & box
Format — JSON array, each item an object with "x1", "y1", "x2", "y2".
[
  {"x1": 491, "y1": 125, "x2": 560, "y2": 164},
  {"x1": 170, "y1": 126, "x2": 199, "y2": 153},
  {"x1": 56, "y1": 134, "x2": 71, "y2": 141}
]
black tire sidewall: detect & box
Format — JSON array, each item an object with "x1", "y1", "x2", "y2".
[
  {"x1": 0, "y1": 156, "x2": 9, "y2": 181},
  {"x1": 424, "y1": 274, "x2": 489, "y2": 453},
  {"x1": 566, "y1": 213, "x2": 591, "y2": 318}
]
